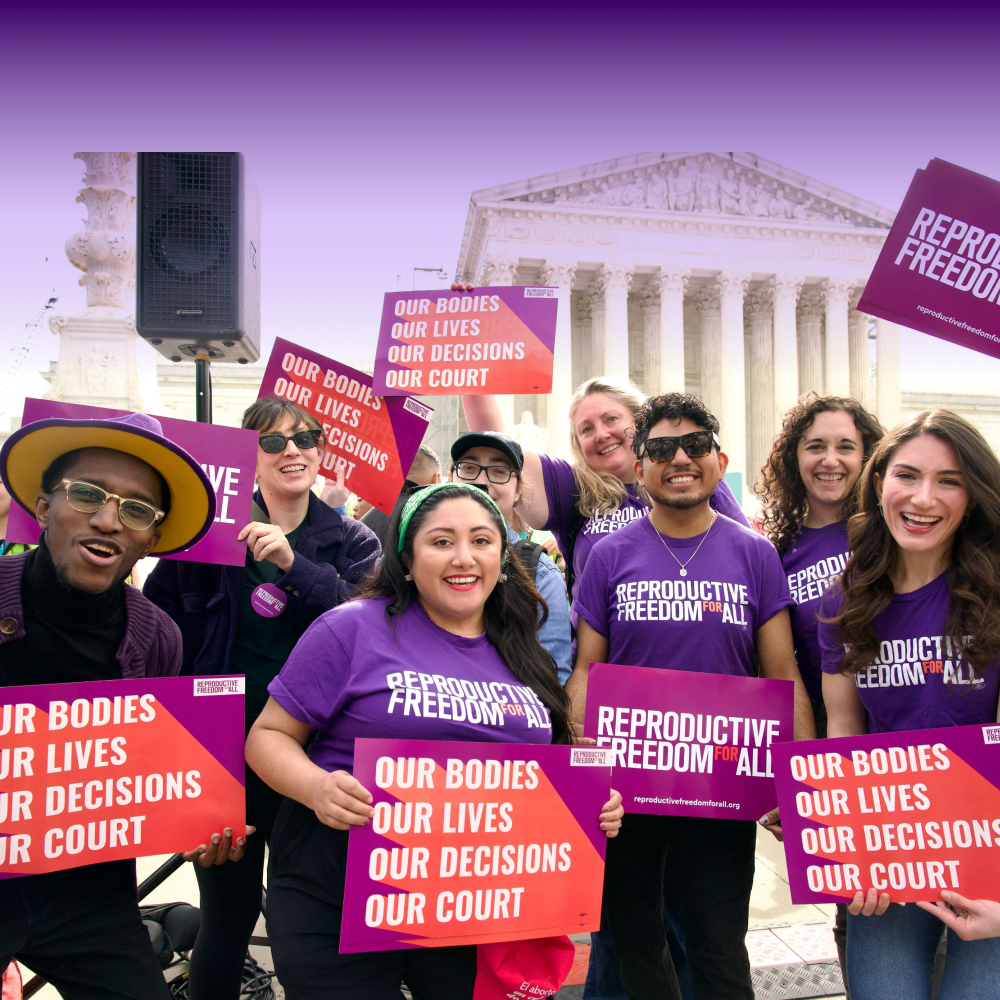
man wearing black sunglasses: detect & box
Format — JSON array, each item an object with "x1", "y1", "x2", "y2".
[{"x1": 568, "y1": 393, "x2": 815, "y2": 1000}]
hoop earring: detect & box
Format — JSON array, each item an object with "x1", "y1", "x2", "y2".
[{"x1": 404, "y1": 574, "x2": 413, "y2": 582}]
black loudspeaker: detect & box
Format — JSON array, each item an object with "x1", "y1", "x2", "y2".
[{"x1": 136, "y1": 152, "x2": 260, "y2": 364}]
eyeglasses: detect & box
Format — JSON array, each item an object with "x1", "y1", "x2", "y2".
[
  {"x1": 453, "y1": 461, "x2": 515, "y2": 485},
  {"x1": 59, "y1": 480, "x2": 165, "y2": 531},
  {"x1": 640, "y1": 431, "x2": 720, "y2": 464},
  {"x1": 258, "y1": 429, "x2": 322, "y2": 454}
]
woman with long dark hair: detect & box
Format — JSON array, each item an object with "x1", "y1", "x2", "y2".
[
  {"x1": 820, "y1": 409, "x2": 1000, "y2": 999},
  {"x1": 245, "y1": 483, "x2": 623, "y2": 999}
]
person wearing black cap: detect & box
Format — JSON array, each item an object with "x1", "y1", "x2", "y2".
[
  {"x1": 0, "y1": 411, "x2": 243, "y2": 1000},
  {"x1": 451, "y1": 431, "x2": 572, "y2": 684}
]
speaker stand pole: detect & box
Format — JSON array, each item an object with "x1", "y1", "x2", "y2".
[{"x1": 194, "y1": 353, "x2": 213, "y2": 423}]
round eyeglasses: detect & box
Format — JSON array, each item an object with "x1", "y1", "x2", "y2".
[
  {"x1": 59, "y1": 480, "x2": 165, "y2": 531},
  {"x1": 453, "y1": 461, "x2": 515, "y2": 485}
]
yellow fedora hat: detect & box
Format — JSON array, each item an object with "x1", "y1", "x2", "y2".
[{"x1": 0, "y1": 411, "x2": 216, "y2": 555}]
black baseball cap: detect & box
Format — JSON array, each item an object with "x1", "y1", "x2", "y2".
[{"x1": 450, "y1": 431, "x2": 523, "y2": 471}]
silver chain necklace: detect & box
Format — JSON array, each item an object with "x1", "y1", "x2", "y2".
[{"x1": 649, "y1": 511, "x2": 717, "y2": 577}]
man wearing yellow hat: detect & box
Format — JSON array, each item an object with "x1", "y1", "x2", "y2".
[{"x1": 0, "y1": 411, "x2": 240, "y2": 999}]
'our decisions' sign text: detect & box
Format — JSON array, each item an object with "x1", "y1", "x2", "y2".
[{"x1": 585, "y1": 663, "x2": 794, "y2": 820}]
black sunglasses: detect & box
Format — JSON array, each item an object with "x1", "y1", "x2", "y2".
[
  {"x1": 258, "y1": 430, "x2": 322, "y2": 454},
  {"x1": 640, "y1": 431, "x2": 720, "y2": 464}
]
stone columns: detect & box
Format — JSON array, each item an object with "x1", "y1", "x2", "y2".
[
  {"x1": 745, "y1": 283, "x2": 774, "y2": 493},
  {"x1": 588, "y1": 279, "x2": 606, "y2": 382},
  {"x1": 797, "y1": 287, "x2": 824, "y2": 396},
  {"x1": 540, "y1": 260, "x2": 577, "y2": 460},
  {"x1": 849, "y1": 288, "x2": 873, "y2": 409},
  {"x1": 823, "y1": 278, "x2": 853, "y2": 397},
  {"x1": 643, "y1": 268, "x2": 689, "y2": 395},
  {"x1": 481, "y1": 254, "x2": 519, "y2": 431},
  {"x1": 718, "y1": 273, "x2": 750, "y2": 501},
  {"x1": 596, "y1": 264, "x2": 634, "y2": 382},
  {"x1": 696, "y1": 283, "x2": 722, "y2": 413},
  {"x1": 876, "y1": 318, "x2": 902, "y2": 428},
  {"x1": 772, "y1": 275, "x2": 803, "y2": 426}
]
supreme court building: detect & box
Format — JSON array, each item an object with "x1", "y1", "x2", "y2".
[{"x1": 452, "y1": 151, "x2": 901, "y2": 505}]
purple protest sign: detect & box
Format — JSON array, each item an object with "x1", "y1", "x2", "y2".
[
  {"x1": 5, "y1": 399, "x2": 258, "y2": 567},
  {"x1": 340, "y1": 739, "x2": 609, "y2": 952},
  {"x1": 584, "y1": 662, "x2": 794, "y2": 820},
  {"x1": 859, "y1": 158, "x2": 1000, "y2": 359}
]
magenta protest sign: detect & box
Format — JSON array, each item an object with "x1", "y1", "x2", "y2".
[
  {"x1": 340, "y1": 739, "x2": 609, "y2": 952},
  {"x1": 584, "y1": 662, "x2": 794, "y2": 820},
  {"x1": 5, "y1": 399, "x2": 258, "y2": 567},
  {"x1": 773, "y1": 725, "x2": 1000, "y2": 904},
  {"x1": 259, "y1": 338, "x2": 432, "y2": 515},
  {"x1": 859, "y1": 158, "x2": 1000, "y2": 359}
]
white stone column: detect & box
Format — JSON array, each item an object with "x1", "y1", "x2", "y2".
[
  {"x1": 772, "y1": 275, "x2": 803, "y2": 426},
  {"x1": 644, "y1": 268, "x2": 689, "y2": 395},
  {"x1": 849, "y1": 287, "x2": 873, "y2": 409},
  {"x1": 718, "y1": 273, "x2": 750, "y2": 504},
  {"x1": 597, "y1": 264, "x2": 634, "y2": 382},
  {"x1": 540, "y1": 260, "x2": 577, "y2": 460},
  {"x1": 696, "y1": 283, "x2": 722, "y2": 412},
  {"x1": 481, "y1": 254, "x2": 519, "y2": 431},
  {"x1": 797, "y1": 287, "x2": 824, "y2": 396},
  {"x1": 876, "y1": 318, "x2": 902, "y2": 428},
  {"x1": 823, "y1": 278, "x2": 853, "y2": 397},
  {"x1": 745, "y1": 283, "x2": 774, "y2": 494}
]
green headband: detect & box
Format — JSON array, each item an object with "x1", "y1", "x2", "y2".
[{"x1": 396, "y1": 481, "x2": 509, "y2": 565}]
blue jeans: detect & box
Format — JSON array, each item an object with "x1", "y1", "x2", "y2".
[{"x1": 848, "y1": 905, "x2": 1000, "y2": 1000}]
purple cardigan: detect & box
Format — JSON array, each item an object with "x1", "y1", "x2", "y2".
[{"x1": 0, "y1": 551, "x2": 182, "y2": 678}]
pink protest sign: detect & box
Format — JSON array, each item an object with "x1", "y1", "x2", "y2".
[
  {"x1": 773, "y1": 725, "x2": 1000, "y2": 904},
  {"x1": 5, "y1": 399, "x2": 258, "y2": 567},
  {"x1": 259, "y1": 338, "x2": 432, "y2": 515},
  {"x1": 859, "y1": 158, "x2": 1000, "y2": 359},
  {"x1": 340, "y1": 739, "x2": 609, "y2": 953},
  {"x1": 584, "y1": 662, "x2": 794, "y2": 820}
]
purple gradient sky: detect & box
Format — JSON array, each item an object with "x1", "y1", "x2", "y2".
[{"x1": 3, "y1": 6, "x2": 1000, "y2": 420}]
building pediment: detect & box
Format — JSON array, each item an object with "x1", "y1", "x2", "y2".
[{"x1": 471, "y1": 152, "x2": 893, "y2": 230}]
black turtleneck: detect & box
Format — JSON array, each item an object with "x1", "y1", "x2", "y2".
[{"x1": 0, "y1": 537, "x2": 127, "y2": 687}]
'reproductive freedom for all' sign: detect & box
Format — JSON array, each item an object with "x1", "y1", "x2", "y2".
[
  {"x1": 584, "y1": 663, "x2": 794, "y2": 821},
  {"x1": 340, "y1": 739, "x2": 610, "y2": 952},
  {"x1": 774, "y1": 724, "x2": 1000, "y2": 904},
  {"x1": 373, "y1": 287, "x2": 558, "y2": 397}
]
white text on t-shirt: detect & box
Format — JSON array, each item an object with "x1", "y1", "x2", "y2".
[{"x1": 615, "y1": 578, "x2": 749, "y2": 626}]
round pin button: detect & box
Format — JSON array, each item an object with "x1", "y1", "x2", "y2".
[{"x1": 251, "y1": 583, "x2": 287, "y2": 618}]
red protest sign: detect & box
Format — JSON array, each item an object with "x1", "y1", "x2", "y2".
[
  {"x1": 773, "y1": 725, "x2": 1000, "y2": 904},
  {"x1": 260, "y1": 338, "x2": 432, "y2": 514},
  {"x1": 0, "y1": 677, "x2": 245, "y2": 877},
  {"x1": 373, "y1": 288, "x2": 557, "y2": 396}
]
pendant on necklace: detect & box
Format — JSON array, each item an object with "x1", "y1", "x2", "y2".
[{"x1": 679, "y1": 568, "x2": 687, "y2": 577}]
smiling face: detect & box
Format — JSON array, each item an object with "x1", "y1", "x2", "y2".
[
  {"x1": 35, "y1": 448, "x2": 163, "y2": 593},
  {"x1": 405, "y1": 496, "x2": 503, "y2": 630},
  {"x1": 255, "y1": 414, "x2": 323, "y2": 501},
  {"x1": 636, "y1": 416, "x2": 727, "y2": 510},
  {"x1": 876, "y1": 434, "x2": 972, "y2": 560},
  {"x1": 453, "y1": 445, "x2": 521, "y2": 521},
  {"x1": 572, "y1": 392, "x2": 636, "y2": 481},
  {"x1": 797, "y1": 410, "x2": 865, "y2": 515}
]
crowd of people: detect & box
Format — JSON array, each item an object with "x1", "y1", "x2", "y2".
[{"x1": 2, "y1": 360, "x2": 1000, "y2": 1000}]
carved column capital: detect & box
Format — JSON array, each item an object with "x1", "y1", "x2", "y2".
[
  {"x1": 744, "y1": 282, "x2": 774, "y2": 320},
  {"x1": 849, "y1": 283, "x2": 866, "y2": 312},
  {"x1": 717, "y1": 271, "x2": 751, "y2": 300},
  {"x1": 821, "y1": 277, "x2": 855, "y2": 309},
  {"x1": 797, "y1": 285, "x2": 826, "y2": 319},
  {"x1": 772, "y1": 274, "x2": 804, "y2": 306},
  {"x1": 480, "y1": 254, "x2": 519, "y2": 286},
  {"x1": 599, "y1": 263, "x2": 634, "y2": 296},
  {"x1": 539, "y1": 260, "x2": 577, "y2": 289},
  {"x1": 695, "y1": 281, "x2": 721, "y2": 313},
  {"x1": 652, "y1": 267, "x2": 690, "y2": 299}
]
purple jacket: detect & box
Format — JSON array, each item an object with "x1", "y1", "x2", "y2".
[
  {"x1": 0, "y1": 551, "x2": 182, "y2": 678},
  {"x1": 143, "y1": 491, "x2": 380, "y2": 676}
]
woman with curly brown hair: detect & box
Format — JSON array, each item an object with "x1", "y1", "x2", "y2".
[
  {"x1": 757, "y1": 394, "x2": 884, "y2": 733},
  {"x1": 819, "y1": 410, "x2": 1000, "y2": 999}
]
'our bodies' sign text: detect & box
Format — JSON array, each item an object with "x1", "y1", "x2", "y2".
[
  {"x1": 341, "y1": 739, "x2": 608, "y2": 952},
  {"x1": 373, "y1": 287, "x2": 557, "y2": 396},
  {"x1": 585, "y1": 663, "x2": 794, "y2": 819},
  {"x1": 774, "y1": 725, "x2": 1000, "y2": 904},
  {"x1": 0, "y1": 676, "x2": 246, "y2": 877}
]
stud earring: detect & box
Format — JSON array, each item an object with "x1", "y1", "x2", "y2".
[
  {"x1": 404, "y1": 574, "x2": 413, "y2": 582},
  {"x1": 498, "y1": 572, "x2": 508, "y2": 583}
]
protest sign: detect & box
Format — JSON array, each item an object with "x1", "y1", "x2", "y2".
[
  {"x1": 0, "y1": 676, "x2": 246, "y2": 877},
  {"x1": 260, "y1": 338, "x2": 431, "y2": 514},
  {"x1": 584, "y1": 663, "x2": 794, "y2": 820},
  {"x1": 340, "y1": 738, "x2": 609, "y2": 952},
  {"x1": 5, "y1": 398, "x2": 257, "y2": 567},
  {"x1": 373, "y1": 288, "x2": 558, "y2": 397},
  {"x1": 773, "y1": 724, "x2": 1000, "y2": 904},
  {"x1": 859, "y1": 158, "x2": 1000, "y2": 360}
]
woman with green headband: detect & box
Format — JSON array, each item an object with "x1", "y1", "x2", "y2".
[{"x1": 246, "y1": 482, "x2": 624, "y2": 999}]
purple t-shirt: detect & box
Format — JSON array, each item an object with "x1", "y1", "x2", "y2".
[
  {"x1": 819, "y1": 573, "x2": 1000, "y2": 733},
  {"x1": 781, "y1": 521, "x2": 850, "y2": 700},
  {"x1": 268, "y1": 597, "x2": 553, "y2": 773},
  {"x1": 539, "y1": 454, "x2": 748, "y2": 600},
  {"x1": 573, "y1": 513, "x2": 794, "y2": 676}
]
